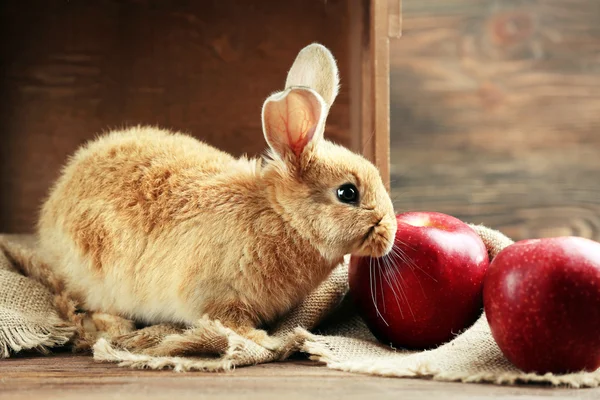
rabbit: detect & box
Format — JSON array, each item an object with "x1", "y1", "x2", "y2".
[{"x1": 37, "y1": 43, "x2": 397, "y2": 349}]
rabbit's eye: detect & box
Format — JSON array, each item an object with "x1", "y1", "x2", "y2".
[{"x1": 336, "y1": 183, "x2": 359, "y2": 204}]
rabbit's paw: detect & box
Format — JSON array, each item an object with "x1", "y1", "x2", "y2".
[
  {"x1": 112, "y1": 324, "x2": 183, "y2": 351},
  {"x1": 237, "y1": 326, "x2": 283, "y2": 351},
  {"x1": 84, "y1": 312, "x2": 136, "y2": 339}
]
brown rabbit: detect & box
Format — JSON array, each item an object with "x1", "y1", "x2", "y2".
[{"x1": 37, "y1": 43, "x2": 397, "y2": 349}]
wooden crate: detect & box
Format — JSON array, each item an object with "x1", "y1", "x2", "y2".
[{"x1": 0, "y1": 0, "x2": 402, "y2": 233}]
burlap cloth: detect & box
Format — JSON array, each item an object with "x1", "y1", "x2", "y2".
[{"x1": 1, "y1": 226, "x2": 599, "y2": 387}]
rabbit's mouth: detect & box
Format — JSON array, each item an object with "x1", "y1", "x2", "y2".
[{"x1": 354, "y1": 219, "x2": 396, "y2": 258}]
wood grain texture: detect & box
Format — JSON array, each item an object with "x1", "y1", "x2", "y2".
[
  {"x1": 388, "y1": 0, "x2": 403, "y2": 38},
  {"x1": 371, "y1": 0, "x2": 392, "y2": 190},
  {"x1": 0, "y1": 353, "x2": 598, "y2": 400},
  {"x1": 348, "y1": 0, "x2": 392, "y2": 190},
  {"x1": 389, "y1": 0, "x2": 600, "y2": 241},
  {"x1": 0, "y1": 0, "x2": 351, "y2": 233}
]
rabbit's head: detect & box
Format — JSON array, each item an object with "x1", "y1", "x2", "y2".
[{"x1": 261, "y1": 44, "x2": 397, "y2": 261}]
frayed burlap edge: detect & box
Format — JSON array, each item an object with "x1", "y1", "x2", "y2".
[
  {"x1": 299, "y1": 329, "x2": 600, "y2": 388},
  {"x1": 92, "y1": 316, "x2": 307, "y2": 372},
  {"x1": 92, "y1": 315, "x2": 252, "y2": 372},
  {"x1": 0, "y1": 319, "x2": 75, "y2": 358},
  {"x1": 0, "y1": 234, "x2": 77, "y2": 358},
  {"x1": 93, "y1": 339, "x2": 238, "y2": 372}
]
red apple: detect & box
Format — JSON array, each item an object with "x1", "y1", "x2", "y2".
[
  {"x1": 484, "y1": 236, "x2": 600, "y2": 374},
  {"x1": 349, "y1": 211, "x2": 490, "y2": 349}
]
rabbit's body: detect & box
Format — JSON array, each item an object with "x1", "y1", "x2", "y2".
[
  {"x1": 39, "y1": 127, "x2": 336, "y2": 330},
  {"x1": 38, "y1": 44, "x2": 397, "y2": 348}
]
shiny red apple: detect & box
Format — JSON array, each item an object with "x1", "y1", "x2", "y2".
[
  {"x1": 484, "y1": 236, "x2": 600, "y2": 374},
  {"x1": 349, "y1": 211, "x2": 490, "y2": 349}
]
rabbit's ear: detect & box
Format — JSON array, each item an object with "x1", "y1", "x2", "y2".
[
  {"x1": 262, "y1": 87, "x2": 327, "y2": 165},
  {"x1": 285, "y1": 43, "x2": 340, "y2": 108}
]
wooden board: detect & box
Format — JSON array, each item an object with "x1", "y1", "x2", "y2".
[
  {"x1": 0, "y1": 353, "x2": 598, "y2": 400},
  {"x1": 348, "y1": 0, "x2": 394, "y2": 190},
  {"x1": 389, "y1": 0, "x2": 600, "y2": 241},
  {"x1": 0, "y1": 0, "x2": 351, "y2": 233}
]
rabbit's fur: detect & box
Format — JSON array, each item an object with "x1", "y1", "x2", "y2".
[{"x1": 38, "y1": 44, "x2": 397, "y2": 349}]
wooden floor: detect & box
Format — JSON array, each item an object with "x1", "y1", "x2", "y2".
[{"x1": 0, "y1": 353, "x2": 598, "y2": 400}]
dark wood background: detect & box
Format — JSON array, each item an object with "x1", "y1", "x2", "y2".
[
  {"x1": 2, "y1": 0, "x2": 600, "y2": 242},
  {"x1": 389, "y1": 0, "x2": 600, "y2": 242},
  {"x1": 0, "y1": 0, "x2": 351, "y2": 233}
]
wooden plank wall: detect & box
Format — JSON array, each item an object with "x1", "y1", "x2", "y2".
[
  {"x1": 0, "y1": 0, "x2": 350, "y2": 233},
  {"x1": 389, "y1": 0, "x2": 600, "y2": 241}
]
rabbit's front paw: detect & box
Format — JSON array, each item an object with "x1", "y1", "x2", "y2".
[
  {"x1": 112, "y1": 324, "x2": 183, "y2": 351},
  {"x1": 237, "y1": 326, "x2": 283, "y2": 351},
  {"x1": 84, "y1": 312, "x2": 136, "y2": 339}
]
